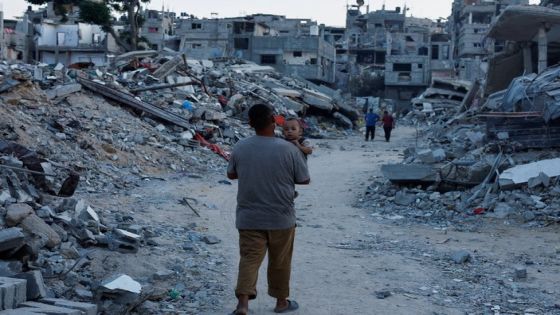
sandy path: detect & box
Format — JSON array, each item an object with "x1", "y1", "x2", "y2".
[{"x1": 117, "y1": 126, "x2": 559, "y2": 314}]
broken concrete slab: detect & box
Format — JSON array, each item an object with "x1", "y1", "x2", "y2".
[
  {"x1": 302, "y1": 89, "x2": 334, "y2": 111},
  {"x1": 487, "y1": 203, "x2": 515, "y2": 219},
  {"x1": 101, "y1": 274, "x2": 142, "y2": 294},
  {"x1": 417, "y1": 148, "x2": 446, "y2": 164},
  {"x1": 381, "y1": 164, "x2": 438, "y2": 185},
  {"x1": 0, "y1": 277, "x2": 27, "y2": 310},
  {"x1": 152, "y1": 56, "x2": 183, "y2": 80},
  {"x1": 499, "y1": 158, "x2": 560, "y2": 189},
  {"x1": 5, "y1": 204, "x2": 34, "y2": 227},
  {"x1": 18, "y1": 301, "x2": 81, "y2": 315},
  {"x1": 40, "y1": 299, "x2": 97, "y2": 315},
  {"x1": 0, "y1": 228, "x2": 25, "y2": 253},
  {"x1": 74, "y1": 200, "x2": 99, "y2": 223},
  {"x1": 394, "y1": 191, "x2": 416, "y2": 206},
  {"x1": 528, "y1": 172, "x2": 551, "y2": 189},
  {"x1": 45, "y1": 84, "x2": 81, "y2": 100},
  {"x1": 19, "y1": 214, "x2": 61, "y2": 249},
  {"x1": 14, "y1": 271, "x2": 47, "y2": 300},
  {"x1": 0, "y1": 262, "x2": 22, "y2": 277},
  {"x1": 451, "y1": 250, "x2": 471, "y2": 264}
]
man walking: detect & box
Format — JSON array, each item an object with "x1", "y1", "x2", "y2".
[
  {"x1": 227, "y1": 104, "x2": 310, "y2": 315},
  {"x1": 381, "y1": 111, "x2": 395, "y2": 142},
  {"x1": 365, "y1": 108, "x2": 380, "y2": 141}
]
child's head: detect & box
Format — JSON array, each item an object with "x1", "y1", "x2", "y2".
[{"x1": 283, "y1": 118, "x2": 303, "y2": 141}]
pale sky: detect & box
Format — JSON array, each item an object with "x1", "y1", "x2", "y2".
[{"x1": 1, "y1": 0, "x2": 541, "y2": 27}]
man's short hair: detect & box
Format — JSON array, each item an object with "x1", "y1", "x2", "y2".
[{"x1": 248, "y1": 104, "x2": 274, "y2": 130}]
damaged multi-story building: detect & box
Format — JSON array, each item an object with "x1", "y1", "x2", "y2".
[
  {"x1": 140, "y1": 9, "x2": 177, "y2": 51},
  {"x1": 175, "y1": 14, "x2": 336, "y2": 83},
  {"x1": 343, "y1": 3, "x2": 454, "y2": 110},
  {"x1": 449, "y1": 0, "x2": 529, "y2": 82}
]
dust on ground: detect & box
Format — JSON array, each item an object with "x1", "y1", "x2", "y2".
[{"x1": 97, "y1": 126, "x2": 559, "y2": 314}]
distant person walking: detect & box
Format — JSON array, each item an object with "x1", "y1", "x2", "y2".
[
  {"x1": 227, "y1": 104, "x2": 311, "y2": 315},
  {"x1": 365, "y1": 108, "x2": 380, "y2": 141},
  {"x1": 381, "y1": 111, "x2": 395, "y2": 142}
]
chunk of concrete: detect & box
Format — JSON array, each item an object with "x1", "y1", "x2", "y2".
[
  {"x1": 488, "y1": 203, "x2": 515, "y2": 219},
  {"x1": 381, "y1": 164, "x2": 437, "y2": 185},
  {"x1": 527, "y1": 172, "x2": 550, "y2": 189},
  {"x1": 0, "y1": 277, "x2": 27, "y2": 310},
  {"x1": 5, "y1": 204, "x2": 34, "y2": 227},
  {"x1": 40, "y1": 299, "x2": 97, "y2": 315},
  {"x1": 19, "y1": 214, "x2": 61, "y2": 249},
  {"x1": 417, "y1": 148, "x2": 446, "y2": 164},
  {"x1": 18, "y1": 301, "x2": 81, "y2": 315},
  {"x1": 0, "y1": 261, "x2": 22, "y2": 277},
  {"x1": 14, "y1": 271, "x2": 47, "y2": 300},
  {"x1": 0, "y1": 228, "x2": 25, "y2": 253},
  {"x1": 46, "y1": 84, "x2": 82, "y2": 100},
  {"x1": 394, "y1": 191, "x2": 416, "y2": 206},
  {"x1": 74, "y1": 200, "x2": 99, "y2": 223},
  {"x1": 101, "y1": 274, "x2": 142, "y2": 294},
  {"x1": 451, "y1": 250, "x2": 471, "y2": 264},
  {"x1": 499, "y1": 158, "x2": 560, "y2": 188}
]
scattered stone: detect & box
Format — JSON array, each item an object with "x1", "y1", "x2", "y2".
[
  {"x1": 19, "y1": 214, "x2": 61, "y2": 249},
  {"x1": 0, "y1": 228, "x2": 25, "y2": 253},
  {"x1": 201, "y1": 235, "x2": 221, "y2": 245},
  {"x1": 5, "y1": 203, "x2": 34, "y2": 227},
  {"x1": 514, "y1": 267, "x2": 527, "y2": 281},
  {"x1": 487, "y1": 203, "x2": 515, "y2": 219},
  {"x1": 14, "y1": 270, "x2": 47, "y2": 300},
  {"x1": 394, "y1": 191, "x2": 416, "y2": 206},
  {"x1": 40, "y1": 298, "x2": 97, "y2": 315},
  {"x1": 101, "y1": 274, "x2": 142, "y2": 294},
  {"x1": 375, "y1": 290, "x2": 392, "y2": 299},
  {"x1": 0, "y1": 277, "x2": 27, "y2": 310},
  {"x1": 451, "y1": 250, "x2": 471, "y2": 264}
]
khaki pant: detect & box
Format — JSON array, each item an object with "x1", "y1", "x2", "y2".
[{"x1": 235, "y1": 227, "x2": 296, "y2": 300}]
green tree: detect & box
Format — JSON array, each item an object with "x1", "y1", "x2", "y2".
[{"x1": 26, "y1": 0, "x2": 150, "y2": 51}]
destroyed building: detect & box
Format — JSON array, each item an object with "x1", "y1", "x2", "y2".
[
  {"x1": 26, "y1": 3, "x2": 115, "y2": 66},
  {"x1": 341, "y1": 3, "x2": 454, "y2": 111},
  {"x1": 449, "y1": 0, "x2": 529, "y2": 82},
  {"x1": 140, "y1": 9, "x2": 177, "y2": 51},
  {"x1": 175, "y1": 14, "x2": 336, "y2": 83}
]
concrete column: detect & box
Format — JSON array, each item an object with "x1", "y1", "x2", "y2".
[
  {"x1": 523, "y1": 43, "x2": 533, "y2": 74},
  {"x1": 538, "y1": 26, "x2": 548, "y2": 73},
  {"x1": 469, "y1": 12, "x2": 473, "y2": 24}
]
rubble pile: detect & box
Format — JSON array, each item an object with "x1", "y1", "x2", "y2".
[
  {"x1": 0, "y1": 52, "x2": 360, "y2": 313},
  {"x1": 361, "y1": 71, "x2": 560, "y2": 228}
]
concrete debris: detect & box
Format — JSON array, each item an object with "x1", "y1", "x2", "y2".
[
  {"x1": 416, "y1": 148, "x2": 446, "y2": 164},
  {"x1": 101, "y1": 274, "x2": 142, "y2": 294},
  {"x1": 45, "y1": 84, "x2": 82, "y2": 101},
  {"x1": 0, "y1": 277, "x2": 26, "y2": 310},
  {"x1": 39, "y1": 298, "x2": 97, "y2": 315},
  {"x1": 381, "y1": 164, "x2": 437, "y2": 185},
  {"x1": 0, "y1": 228, "x2": 25, "y2": 254},
  {"x1": 14, "y1": 271, "x2": 47, "y2": 300},
  {"x1": 499, "y1": 158, "x2": 560, "y2": 189},
  {"x1": 451, "y1": 250, "x2": 471, "y2": 264},
  {"x1": 5, "y1": 204, "x2": 34, "y2": 227}
]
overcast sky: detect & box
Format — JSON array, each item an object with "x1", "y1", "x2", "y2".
[{"x1": 1, "y1": 0, "x2": 541, "y2": 26}]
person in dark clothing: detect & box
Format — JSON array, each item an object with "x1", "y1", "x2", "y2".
[
  {"x1": 365, "y1": 109, "x2": 380, "y2": 141},
  {"x1": 381, "y1": 111, "x2": 395, "y2": 142}
]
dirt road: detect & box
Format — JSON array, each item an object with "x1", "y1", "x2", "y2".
[{"x1": 103, "y1": 126, "x2": 559, "y2": 314}]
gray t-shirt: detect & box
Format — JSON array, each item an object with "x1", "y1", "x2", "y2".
[{"x1": 227, "y1": 135, "x2": 310, "y2": 230}]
